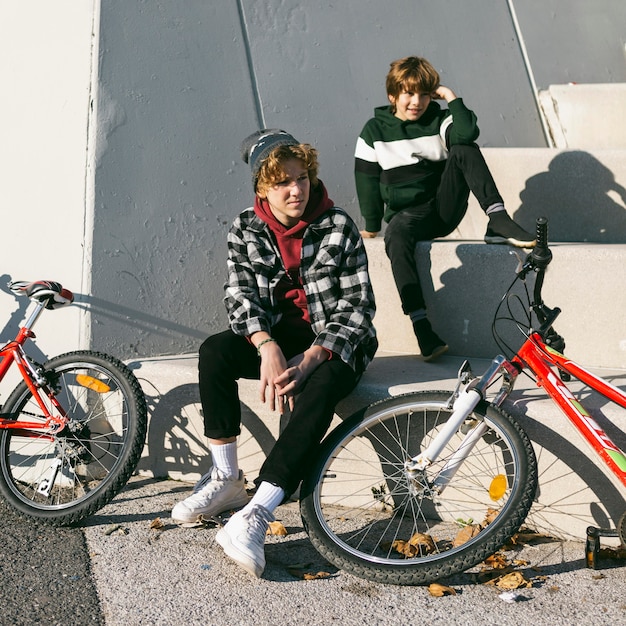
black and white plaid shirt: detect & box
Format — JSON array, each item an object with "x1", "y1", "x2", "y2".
[{"x1": 224, "y1": 206, "x2": 378, "y2": 372}]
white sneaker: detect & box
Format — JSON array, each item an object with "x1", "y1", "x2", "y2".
[
  {"x1": 171, "y1": 467, "x2": 249, "y2": 526},
  {"x1": 215, "y1": 504, "x2": 274, "y2": 578}
]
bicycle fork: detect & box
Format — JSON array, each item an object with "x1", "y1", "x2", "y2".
[{"x1": 404, "y1": 356, "x2": 511, "y2": 493}]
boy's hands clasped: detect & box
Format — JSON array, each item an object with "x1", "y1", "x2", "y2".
[{"x1": 257, "y1": 338, "x2": 328, "y2": 414}]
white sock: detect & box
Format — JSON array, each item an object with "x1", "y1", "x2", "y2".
[
  {"x1": 244, "y1": 481, "x2": 285, "y2": 514},
  {"x1": 210, "y1": 441, "x2": 239, "y2": 479},
  {"x1": 485, "y1": 202, "x2": 505, "y2": 216},
  {"x1": 409, "y1": 308, "x2": 427, "y2": 323}
]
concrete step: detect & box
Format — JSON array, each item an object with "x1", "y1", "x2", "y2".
[
  {"x1": 129, "y1": 352, "x2": 626, "y2": 543},
  {"x1": 365, "y1": 238, "x2": 626, "y2": 370},
  {"x1": 538, "y1": 83, "x2": 626, "y2": 149},
  {"x1": 433, "y1": 147, "x2": 626, "y2": 244}
]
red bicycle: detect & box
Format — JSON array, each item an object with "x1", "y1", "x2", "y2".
[
  {"x1": 0, "y1": 280, "x2": 147, "y2": 525},
  {"x1": 300, "y1": 218, "x2": 626, "y2": 585}
]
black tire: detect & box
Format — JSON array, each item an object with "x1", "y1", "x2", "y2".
[
  {"x1": 300, "y1": 391, "x2": 538, "y2": 585},
  {"x1": 0, "y1": 350, "x2": 147, "y2": 525}
]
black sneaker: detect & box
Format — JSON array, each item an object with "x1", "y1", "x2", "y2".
[
  {"x1": 413, "y1": 319, "x2": 448, "y2": 362},
  {"x1": 484, "y1": 212, "x2": 536, "y2": 248}
]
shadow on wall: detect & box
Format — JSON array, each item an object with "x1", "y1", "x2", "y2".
[
  {"x1": 0, "y1": 274, "x2": 49, "y2": 364},
  {"x1": 514, "y1": 151, "x2": 626, "y2": 243},
  {"x1": 72, "y1": 293, "x2": 207, "y2": 348},
  {"x1": 417, "y1": 243, "x2": 525, "y2": 359},
  {"x1": 0, "y1": 278, "x2": 207, "y2": 359}
]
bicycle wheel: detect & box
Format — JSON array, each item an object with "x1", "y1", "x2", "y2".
[
  {"x1": 0, "y1": 350, "x2": 147, "y2": 525},
  {"x1": 300, "y1": 391, "x2": 538, "y2": 585}
]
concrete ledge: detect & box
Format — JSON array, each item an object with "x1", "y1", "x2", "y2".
[
  {"x1": 366, "y1": 238, "x2": 626, "y2": 370},
  {"x1": 441, "y1": 148, "x2": 626, "y2": 244},
  {"x1": 129, "y1": 352, "x2": 626, "y2": 543},
  {"x1": 539, "y1": 84, "x2": 626, "y2": 149}
]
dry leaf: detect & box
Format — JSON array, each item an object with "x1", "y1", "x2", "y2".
[
  {"x1": 483, "y1": 552, "x2": 509, "y2": 569},
  {"x1": 150, "y1": 517, "x2": 165, "y2": 529},
  {"x1": 508, "y1": 527, "x2": 558, "y2": 546},
  {"x1": 409, "y1": 532, "x2": 436, "y2": 552},
  {"x1": 267, "y1": 521, "x2": 288, "y2": 536},
  {"x1": 287, "y1": 563, "x2": 331, "y2": 580},
  {"x1": 453, "y1": 524, "x2": 482, "y2": 547},
  {"x1": 483, "y1": 508, "x2": 499, "y2": 525},
  {"x1": 389, "y1": 532, "x2": 436, "y2": 557},
  {"x1": 428, "y1": 583, "x2": 457, "y2": 597},
  {"x1": 478, "y1": 566, "x2": 515, "y2": 585},
  {"x1": 494, "y1": 571, "x2": 532, "y2": 590},
  {"x1": 302, "y1": 571, "x2": 331, "y2": 580}
]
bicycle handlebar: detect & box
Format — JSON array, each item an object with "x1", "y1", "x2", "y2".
[
  {"x1": 520, "y1": 218, "x2": 567, "y2": 357},
  {"x1": 529, "y1": 217, "x2": 552, "y2": 269}
]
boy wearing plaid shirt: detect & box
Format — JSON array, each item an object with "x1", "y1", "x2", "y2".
[{"x1": 172, "y1": 129, "x2": 378, "y2": 578}]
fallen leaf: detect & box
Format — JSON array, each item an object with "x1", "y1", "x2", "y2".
[
  {"x1": 483, "y1": 508, "x2": 499, "y2": 525},
  {"x1": 409, "y1": 532, "x2": 436, "y2": 553},
  {"x1": 494, "y1": 571, "x2": 532, "y2": 590},
  {"x1": 267, "y1": 521, "x2": 288, "y2": 536},
  {"x1": 453, "y1": 524, "x2": 482, "y2": 547},
  {"x1": 287, "y1": 563, "x2": 331, "y2": 580},
  {"x1": 508, "y1": 527, "x2": 558, "y2": 546},
  {"x1": 428, "y1": 583, "x2": 457, "y2": 597},
  {"x1": 150, "y1": 517, "x2": 165, "y2": 529},
  {"x1": 483, "y1": 552, "x2": 509, "y2": 569},
  {"x1": 302, "y1": 571, "x2": 331, "y2": 580},
  {"x1": 389, "y1": 532, "x2": 436, "y2": 557},
  {"x1": 476, "y1": 566, "x2": 514, "y2": 585}
]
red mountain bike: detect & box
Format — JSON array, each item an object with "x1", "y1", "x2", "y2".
[
  {"x1": 0, "y1": 280, "x2": 147, "y2": 525},
  {"x1": 300, "y1": 218, "x2": 626, "y2": 585}
]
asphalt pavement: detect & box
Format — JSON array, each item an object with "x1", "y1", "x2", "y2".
[{"x1": 4, "y1": 475, "x2": 623, "y2": 626}]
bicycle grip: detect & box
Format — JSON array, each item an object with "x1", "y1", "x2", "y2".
[{"x1": 530, "y1": 216, "x2": 552, "y2": 268}]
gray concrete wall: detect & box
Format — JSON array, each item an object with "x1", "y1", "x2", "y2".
[{"x1": 2, "y1": 1, "x2": 625, "y2": 361}]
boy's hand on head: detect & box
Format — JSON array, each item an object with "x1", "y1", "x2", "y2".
[
  {"x1": 432, "y1": 86, "x2": 457, "y2": 103},
  {"x1": 360, "y1": 230, "x2": 379, "y2": 238}
]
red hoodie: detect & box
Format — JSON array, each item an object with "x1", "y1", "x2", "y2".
[{"x1": 253, "y1": 182, "x2": 334, "y2": 346}]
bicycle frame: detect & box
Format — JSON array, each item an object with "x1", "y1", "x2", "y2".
[
  {"x1": 406, "y1": 335, "x2": 626, "y2": 494},
  {"x1": 511, "y1": 332, "x2": 626, "y2": 489},
  {"x1": 0, "y1": 300, "x2": 69, "y2": 437}
]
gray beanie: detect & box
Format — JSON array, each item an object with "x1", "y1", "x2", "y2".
[{"x1": 240, "y1": 129, "x2": 299, "y2": 189}]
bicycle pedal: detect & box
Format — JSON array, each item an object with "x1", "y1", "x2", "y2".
[{"x1": 585, "y1": 525, "x2": 620, "y2": 569}]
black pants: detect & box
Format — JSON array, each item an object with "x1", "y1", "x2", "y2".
[
  {"x1": 198, "y1": 330, "x2": 359, "y2": 496},
  {"x1": 383, "y1": 144, "x2": 503, "y2": 313}
]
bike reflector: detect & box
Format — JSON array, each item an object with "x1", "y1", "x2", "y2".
[
  {"x1": 489, "y1": 474, "x2": 507, "y2": 501},
  {"x1": 76, "y1": 374, "x2": 111, "y2": 394}
]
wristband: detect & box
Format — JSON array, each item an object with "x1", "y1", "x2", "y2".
[{"x1": 256, "y1": 337, "x2": 276, "y2": 355}]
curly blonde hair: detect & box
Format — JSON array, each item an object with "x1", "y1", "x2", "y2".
[{"x1": 256, "y1": 144, "x2": 319, "y2": 194}]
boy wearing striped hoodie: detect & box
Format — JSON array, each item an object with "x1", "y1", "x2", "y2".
[{"x1": 355, "y1": 56, "x2": 535, "y2": 360}]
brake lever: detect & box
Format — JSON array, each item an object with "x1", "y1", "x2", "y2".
[{"x1": 510, "y1": 249, "x2": 527, "y2": 275}]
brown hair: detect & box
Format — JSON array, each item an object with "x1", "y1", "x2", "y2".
[
  {"x1": 256, "y1": 144, "x2": 319, "y2": 195},
  {"x1": 386, "y1": 56, "x2": 440, "y2": 107}
]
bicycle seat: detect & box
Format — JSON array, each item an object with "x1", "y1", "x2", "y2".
[{"x1": 8, "y1": 280, "x2": 74, "y2": 309}]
